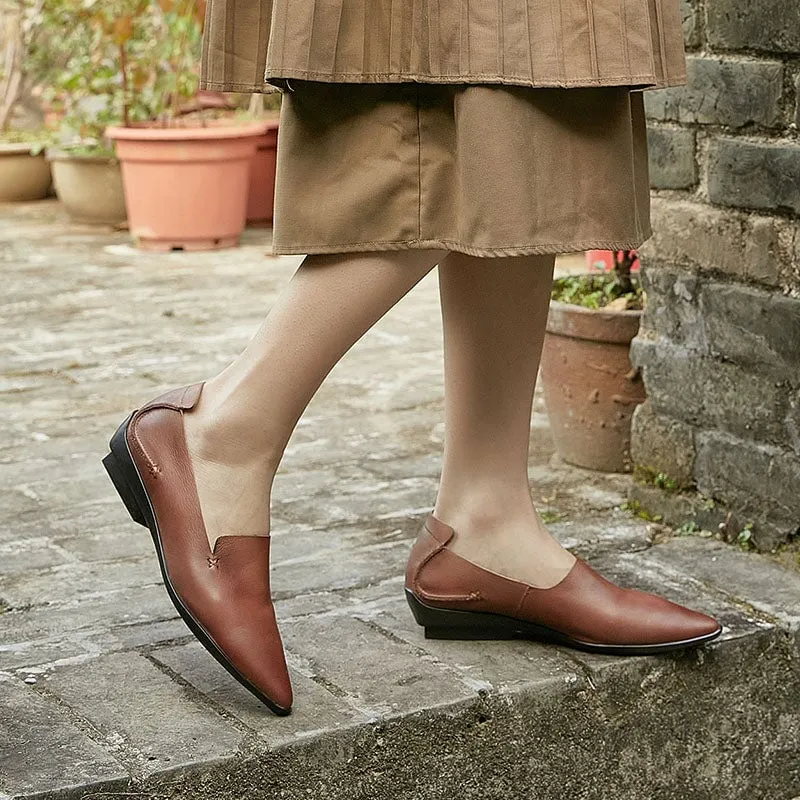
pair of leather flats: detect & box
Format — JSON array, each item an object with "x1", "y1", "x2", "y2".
[
  {"x1": 405, "y1": 513, "x2": 723, "y2": 655},
  {"x1": 103, "y1": 382, "x2": 722, "y2": 718},
  {"x1": 102, "y1": 383, "x2": 293, "y2": 715}
]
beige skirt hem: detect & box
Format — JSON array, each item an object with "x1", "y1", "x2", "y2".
[
  {"x1": 270, "y1": 82, "x2": 652, "y2": 258},
  {"x1": 269, "y1": 233, "x2": 654, "y2": 259}
]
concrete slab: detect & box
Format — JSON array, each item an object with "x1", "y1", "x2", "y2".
[
  {"x1": 40, "y1": 651, "x2": 244, "y2": 777},
  {"x1": 642, "y1": 535, "x2": 800, "y2": 631},
  {"x1": 150, "y1": 640, "x2": 370, "y2": 748},
  {"x1": 0, "y1": 673, "x2": 127, "y2": 797}
]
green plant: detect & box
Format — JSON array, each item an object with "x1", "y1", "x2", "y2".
[
  {"x1": 552, "y1": 250, "x2": 644, "y2": 310},
  {"x1": 735, "y1": 522, "x2": 756, "y2": 552},
  {"x1": 632, "y1": 464, "x2": 683, "y2": 493},
  {"x1": 0, "y1": 126, "x2": 46, "y2": 149},
  {"x1": 539, "y1": 509, "x2": 568, "y2": 524},
  {"x1": 619, "y1": 498, "x2": 663, "y2": 523},
  {"x1": 674, "y1": 520, "x2": 699, "y2": 536},
  {"x1": 698, "y1": 494, "x2": 716, "y2": 512},
  {"x1": 40, "y1": 0, "x2": 204, "y2": 153},
  {"x1": 673, "y1": 520, "x2": 715, "y2": 538},
  {"x1": 653, "y1": 471, "x2": 678, "y2": 492}
]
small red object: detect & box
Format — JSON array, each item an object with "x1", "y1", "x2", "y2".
[{"x1": 585, "y1": 249, "x2": 640, "y2": 272}]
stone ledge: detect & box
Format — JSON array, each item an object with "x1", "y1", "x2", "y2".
[{"x1": 2, "y1": 537, "x2": 799, "y2": 800}]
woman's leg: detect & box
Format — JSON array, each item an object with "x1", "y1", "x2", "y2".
[
  {"x1": 433, "y1": 250, "x2": 577, "y2": 589},
  {"x1": 184, "y1": 248, "x2": 446, "y2": 551}
]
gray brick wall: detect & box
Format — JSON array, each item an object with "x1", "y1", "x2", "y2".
[
  {"x1": 706, "y1": 0, "x2": 800, "y2": 53},
  {"x1": 646, "y1": 128, "x2": 697, "y2": 189},
  {"x1": 644, "y1": 57, "x2": 784, "y2": 129},
  {"x1": 708, "y1": 139, "x2": 800, "y2": 214},
  {"x1": 635, "y1": 0, "x2": 800, "y2": 551}
]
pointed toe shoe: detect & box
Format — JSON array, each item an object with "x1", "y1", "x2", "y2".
[
  {"x1": 101, "y1": 383, "x2": 293, "y2": 714},
  {"x1": 405, "y1": 513, "x2": 723, "y2": 656}
]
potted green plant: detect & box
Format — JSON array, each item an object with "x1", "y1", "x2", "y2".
[
  {"x1": 0, "y1": 0, "x2": 52, "y2": 201},
  {"x1": 34, "y1": 0, "x2": 127, "y2": 223},
  {"x1": 97, "y1": 0, "x2": 268, "y2": 250},
  {"x1": 539, "y1": 250, "x2": 646, "y2": 473}
]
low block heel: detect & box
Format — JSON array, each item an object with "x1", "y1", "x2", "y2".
[
  {"x1": 405, "y1": 588, "x2": 520, "y2": 641},
  {"x1": 423, "y1": 625, "x2": 516, "y2": 641},
  {"x1": 102, "y1": 414, "x2": 150, "y2": 529},
  {"x1": 103, "y1": 451, "x2": 147, "y2": 528}
]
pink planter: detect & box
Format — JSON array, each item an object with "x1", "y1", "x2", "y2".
[
  {"x1": 246, "y1": 121, "x2": 279, "y2": 226},
  {"x1": 106, "y1": 120, "x2": 269, "y2": 251}
]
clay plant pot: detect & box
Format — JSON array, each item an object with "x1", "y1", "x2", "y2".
[
  {"x1": 47, "y1": 150, "x2": 127, "y2": 225},
  {"x1": 540, "y1": 278, "x2": 646, "y2": 473},
  {"x1": 105, "y1": 120, "x2": 269, "y2": 251},
  {"x1": 246, "y1": 120, "x2": 279, "y2": 226},
  {"x1": 0, "y1": 142, "x2": 52, "y2": 202}
]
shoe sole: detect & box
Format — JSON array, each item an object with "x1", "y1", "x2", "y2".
[
  {"x1": 405, "y1": 589, "x2": 723, "y2": 656},
  {"x1": 102, "y1": 413, "x2": 291, "y2": 716}
]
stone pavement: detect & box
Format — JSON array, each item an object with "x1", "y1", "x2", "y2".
[{"x1": 1, "y1": 201, "x2": 799, "y2": 800}]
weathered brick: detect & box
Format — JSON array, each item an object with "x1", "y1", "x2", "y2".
[
  {"x1": 743, "y1": 216, "x2": 784, "y2": 286},
  {"x1": 629, "y1": 401, "x2": 696, "y2": 487},
  {"x1": 700, "y1": 281, "x2": 800, "y2": 377},
  {"x1": 680, "y1": 0, "x2": 701, "y2": 48},
  {"x1": 796, "y1": 73, "x2": 800, "y2": 128},
  {"x1": 786, "y1": 390, "x2": 800, "y2": 456},
  {"x1": 630, "y1": 338, "x2": 790, "y2": 445},
  {"x1": 640, "y1": 199, "x2": 786, "y2": 287},
  {"x1": 644, "y1": 57, "x2": 783, "y2": 128},
  {"x1": 708, "y1": 138, "x2": 800, "y2": 214},
  {"x1": 695, "y1": 430, "x2": 800, "y2": 546},
  {"x1": 646, "y1": 127, "x2": 697, "y2": 189},
  {"x1": 793, "y1": 224, "x2": 800, "y2": 289},
  {"x1": 794, "y1": 74, "x2": 800, "y2": 126},
  {"x1": 707, "y1": 0, "x2": 800, "y2": 53},
  {"x1": 637, "y1": 264, "x2": 707, "y2": 350}
]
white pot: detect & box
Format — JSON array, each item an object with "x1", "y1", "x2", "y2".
[
  {"x1": 47, "y1": 150, "x2": 127, "y2": 225},
  {"x1": 0, "y1": 142, "x2": 52, "y2": 202}
]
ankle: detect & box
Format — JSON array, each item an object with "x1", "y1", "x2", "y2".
[
  {"x1": 184, "y1": 384, "x2": 284, "y2": 473},
  {"x1": 432, "y1": 494, "x2": 540, "y2": 541}
]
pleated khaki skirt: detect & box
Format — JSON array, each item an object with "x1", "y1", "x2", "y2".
[{"x1": 269, "y1": 81, "x2": 652, "y2": 258}]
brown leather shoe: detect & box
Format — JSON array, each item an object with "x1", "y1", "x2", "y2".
[
  {"x1": 101, "y1": 383, "x2": 293, "y2": 715},
  {"x1": 405, "y1": 513, "x2": 723, "y2": 655}
]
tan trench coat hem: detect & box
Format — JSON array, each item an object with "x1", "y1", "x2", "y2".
[
  {"x1": 201, "y1": 70, "x2": 687, "y2": 94},
  {"x1": 199, "y1": 0, "x2": 689, "y2": 96},
  {"x1": 199, "y1": 79, "x2": 282, "y2": 93}
]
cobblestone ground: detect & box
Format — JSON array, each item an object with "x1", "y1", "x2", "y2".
[{"x1": 1, "y1": 201, "x2": 799, "y2": 800}]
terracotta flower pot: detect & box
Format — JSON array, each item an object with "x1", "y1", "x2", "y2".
[
  {"x1": 246, "y1": 121, "x2": 279, "y2": 226},
  {"x1": 105, "y1": 120, "x2": 269, "y2": 251},
  {"x1": 540, "y1": 278, "x2": 646, "y2": 473},
  {"x1": 0, "y1": 142, "x2": 52, "y2": 202},
  {"x1": 47, "y1": 150, "x2": 127, "y2": 225}
]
